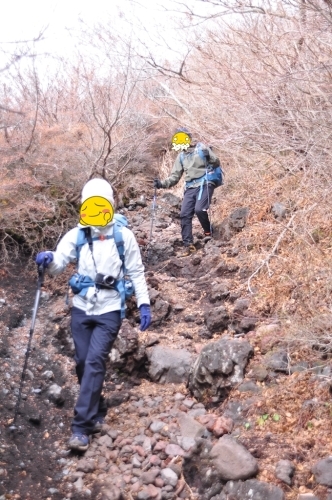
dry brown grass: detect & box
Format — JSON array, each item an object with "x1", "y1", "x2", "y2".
[{"x1": 205, "y1": 151, "x2": 332, "y2": 352}]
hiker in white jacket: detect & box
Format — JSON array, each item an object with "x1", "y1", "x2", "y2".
[{"x1": 36, "y1": 178, "x2": 151, "y2": 451}]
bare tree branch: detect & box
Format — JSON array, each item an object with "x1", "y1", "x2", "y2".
[
  {"x1": 24, "y1": 62, "x2": 40, "y2": 153},
  {"x1": 0, "y1": 104, "x2": 24, "y2": 115},
  {"x1": 247, "y1": 213, "x2": 297, "y2": 294}
]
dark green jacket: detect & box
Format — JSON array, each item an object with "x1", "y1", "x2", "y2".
[{"x1": 160, "y1": 143, "x2": 220, "y2": 189}]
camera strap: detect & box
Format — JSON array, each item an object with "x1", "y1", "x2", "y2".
[
  {"x1": 73, "y1": 224, "x2": 131, "y2": 319},
  {"x1": 82, "y1": 227, "x2": 100, "y2": 304},
  {"x1": 83, "y1": 227, "x2": 99, "y2": 275}
]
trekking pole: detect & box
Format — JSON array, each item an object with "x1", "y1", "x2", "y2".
[
  {"x1": 204, "y1": 157, "x2": 213, "y2": 236},
  {"x1": 9, "y1": 264, "x2": 45, "y2": 433},
  {"x1": 147, "y1": 187, "x2": 157, "y2": 261}
]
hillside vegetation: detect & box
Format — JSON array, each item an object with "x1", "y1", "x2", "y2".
[
  {"x1": 1, "y1": 1, "x2": 332, "y2": 375},
  {"x1": 2, "y1": 3, "x2": 332, "y2": 499}
]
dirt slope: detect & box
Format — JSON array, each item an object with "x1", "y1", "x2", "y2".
[{"x1": 0, "y1": 191, "x2": 331, "y2": 500}]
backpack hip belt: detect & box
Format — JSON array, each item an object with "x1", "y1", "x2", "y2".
[{"x1": 185, "y1": 175, "x2": 216, "y2": 194}]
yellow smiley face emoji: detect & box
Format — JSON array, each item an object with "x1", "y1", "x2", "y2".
[
  {"x1": 171, "y1": 132, "x2": 191, "y2": 151},
  {"x1": 79, "y1": 196, "x2": 114, "y2": 227}
]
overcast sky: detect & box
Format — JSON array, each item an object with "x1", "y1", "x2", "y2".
[
  {"x1": 1, "y1": 0, "x2": 197, "y2": 59},
  {"x1": 1, "y1": 0, "x2": 165, "y2": 40},
  {"x1": 0, "y1": 0, "x2": 223, "y2": 83}
]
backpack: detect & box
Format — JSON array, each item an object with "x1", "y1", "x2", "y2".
[
  {"x1": 180, "y1": 142, "x2": 224, "y2": 199},
  {"x1": 68, "y1": 214, "x2": 134, "y2": 319}
]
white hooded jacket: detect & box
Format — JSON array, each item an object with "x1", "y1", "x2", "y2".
[{"x1": 47, "y1": 179, "x2": 150, "y2": 315}]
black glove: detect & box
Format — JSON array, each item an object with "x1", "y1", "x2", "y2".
[
  {"x1": 201, "y1": 148, "x2": 210, "y2": 159},
  {"x1": 154, "y1": 179, "x2": 162, "y2": 189}
]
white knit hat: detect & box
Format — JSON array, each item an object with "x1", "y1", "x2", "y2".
[{"x1": 81, "y1": 178, "x2": 114, "y2": 205}]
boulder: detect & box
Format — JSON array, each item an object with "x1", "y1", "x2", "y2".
[
  {"x1": 264, "y1": 349, "x2": 289, "y2": 373},
  {"x1": 151, "y1": 299, "x2": 171, "y2": 325},
  {"x1": 275, "y1": 459, "x2": 295, "y2": 485},
  {"x1": 214, "y1": 207, "x2": 249, "y2": 241},
  {"x1": 232, "y1": 298, "x2": 250, "y2": 314},
  {"x1": 209, "y1": 435, "x2": 258, "y2": 481},
  {"x1": 160, "y1": 192, "x2": 182, "y2": 207},
  {"x1": 182, "y1": 435, "x2": 259, "y2": 499},
  {"x1": 235, "y1": 316, "x2": 259, "y2": 334},
  {"x1": 312, "y1": 456, "x2": 332, "y2": 486},
  {"x1": 208, "y1": 283, "x2": 230, "y2": 303},
  {"x1": 217, "y1": 478, "x2": 284, "y2": 499},
  {"x1": 188, "y1": 336, "x2": 253, "y2": 402},
  {"x1": 110, "y1": 320, "x2": 139, "y2": 369},
  {"x1": 148, "y1": 242, "x2": 175, "y2": 264},
  {"x1": 204, "y1": 306, "x2": 230, "y2": 333},
  {"x1": 147, "y1": 345, "x2": 193, "y2": 383},
  {"x1": 178, "y1": 414, "x2": 206, "y2": 439},
  {"x1": 163, "y1": 259, "x2": 185, "y2": 278},
  {"x1": 229, "y1": 207, "x2": 249, "y2": 230}
]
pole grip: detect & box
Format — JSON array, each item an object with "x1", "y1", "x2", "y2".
[{"x1": 37, "y1": 264, "x2": 45, "y2": 287}]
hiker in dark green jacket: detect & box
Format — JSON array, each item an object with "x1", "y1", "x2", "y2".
[{"x1": 154, "y1": 128, "x2": 220, "y2": 256}]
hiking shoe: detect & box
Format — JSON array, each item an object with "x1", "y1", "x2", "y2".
[
  {"x1": 204, "y1": 225, "x2": 213, "y2": 237},
  {"x1": 92, "y1": 417, "x2": 105, "y2": 434},
  {"x1": 203, "y1": 234, "x2": 212, "y2": 243},
  {"x1": 204, "y1": 224, "x2": 214, "y2": 236},
  {"x1": 68, "y1": 433, "x2": 89, "y2": 451},
  {"x1": 203, "y1": 226, "x2": 213, "y2": 243},
  {"x1": 181, "y1": 244, "x2": 196, "y2": 257}
]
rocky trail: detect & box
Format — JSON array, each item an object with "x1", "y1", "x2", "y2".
[{"x1": 1, "y1": 191, "x2": 332, "y2": 500}]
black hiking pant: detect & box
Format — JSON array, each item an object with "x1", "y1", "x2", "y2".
[
  {"x1": 70, "y1": 307, "x2": 121, "y2": 435},
  {"x1": 180, "y1": 184, "x2": 215, "y2": 246}
]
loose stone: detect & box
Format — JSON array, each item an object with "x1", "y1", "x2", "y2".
[
  {"x1": 161, "y1": 467, "x2": 178, "y2": 487},
  {"x1": 140, "y1": 468, "x2": 160, "y2": 485},
  {"x1": 150, "y1": 420, "x2": 166, "y2": 433},
  {"x1": 76, "y1": 460, "x2": 96, "y2": 473}
]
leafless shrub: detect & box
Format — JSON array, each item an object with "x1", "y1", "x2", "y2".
[
  {"x1": 0, "y1": 27, "x2": 171, "y2": 261},
  {"x1": 1, "y1": 1, "x2": 332, "y2": 338},
  {"x1": 286, "y1": 313, "x2": 332, "y2": 354}
]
